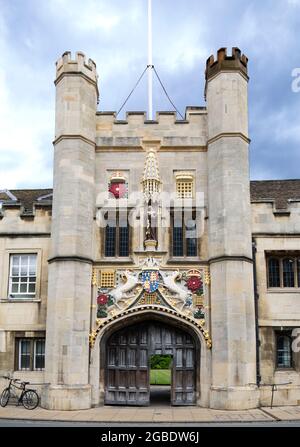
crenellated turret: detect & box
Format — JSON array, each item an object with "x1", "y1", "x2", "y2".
[
  {"x1": 43, "y1": 51, "x2": 98, "y2": 410},
  {"x1": 54, "y1": 51, "x2": 98, "y2": 142},
  {"x1": 206, "y1": 47, "x2": 258, "y2": 410}
]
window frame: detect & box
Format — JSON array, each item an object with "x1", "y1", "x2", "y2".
[
  {"x1": 103, "y1": 209, "x2": 131, "y2": 258},
  {"x1": 275, "y1": 330, "x2": 293, "y2": 370},
  {"x1": 266, "y1": 253, "x2": 300, "y2": 289},
  {"x1": 33, "y1": 338, "x2": 46, "y2": 371},
  {"x1": 170, "y1": 208, "x2": 199, "y2": 258},
  {"x1": 2, "y1": 249, "x2": 42, "y2": 302},
  {"x1": 8, "y1": 253, "x2": 37, "y2": 299},
  {"x1": 16, "y1": 338, "x2": 45, "y2": 371}
]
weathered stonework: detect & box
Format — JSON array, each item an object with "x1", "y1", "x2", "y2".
[{"x1": 0, "y1": 48, "x2": 299, "y2": 410}]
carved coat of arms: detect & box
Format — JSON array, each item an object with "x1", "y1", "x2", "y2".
[{"x1": 141, "y1": 270, "x2": 160, "y2": 293}]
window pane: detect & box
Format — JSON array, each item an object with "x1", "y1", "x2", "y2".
[
  {"x1": 12, "y1": 266, "x2": 19, "y2": 276},
  {"x1": 21, "y1": 340, "x2": 30, "y2": 355},
  {"x1": 12, "y1": 256, "x2": 19, "y2": 266},
  {"x1": 283, "y1": 258, "x2": 295, "y2": 287},
  {"x1": 105, "y1": 225, "x2": 116, "y2": 257},
  {"x1": 268, "y1": 258, "x2": 280, "y2": 287},
  {"x1": 20, "y1": 284, "x2": 27, "y2": 293},
  {"x1": 29, "y1": 254, "x2": 36, "y2": 265},
  {"x1": 29, "y1": 264, "x2": 36, "y2": 276},
  {"x1": 29, "y1": 256, "x2": 37, "y2": 275},
  {"x1": 20, "y1": 263, "x2": 28, "y2": 276},
  {"x1": 276, "y1": 334, "x2": 292, "y2": 368},
  {"x1": 187, "y1": 238, "x2": 197, "y2": 256},
  {"x1": 11, "y1": 284, "x2": 18, "y2": 293},
  {"x1": 21, "y1": 255, "x2": 29, "y2": 266},
  {"x1": 119, "y1": 226, "x2": 129, "y2": 257},
  {"x1": 186, "y1": 218, "x2": 197, "y2": 257},
  {"x1": 34, "y1": 339, "x2": 45, "y2": 370},
  {"x1": 173, "y1": 227, "x2": 183, "y2": 256},
  {"x1": 20, "y1": 339, "x2": 31, "y2": 370},
  {"x1": 28, "y1": 283, "x2": 36, "y2": 293}
]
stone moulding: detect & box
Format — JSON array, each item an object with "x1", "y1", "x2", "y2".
[{"x1": 89, "y1": 304, "x2": 212, "y2": 349}]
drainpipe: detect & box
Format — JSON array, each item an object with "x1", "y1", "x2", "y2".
[{"x1": 252, "y1": 237, "x2": 261, "y2": 385}]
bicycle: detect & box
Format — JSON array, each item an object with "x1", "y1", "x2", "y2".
[{"x1": 0, "y1": 376, "x2": 39, "y2": 410}]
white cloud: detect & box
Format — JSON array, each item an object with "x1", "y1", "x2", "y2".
[
  {"x1": 0, "y1": 67, "x2": 54, "y2": 188},
  {"x1": 0, "y1": 11, "x2": 53, "y2": 189},
  {"x1": 47, "y1": 0, "x2": 122, "y2": 32}
]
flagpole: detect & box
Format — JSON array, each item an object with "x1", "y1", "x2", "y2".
[{"x1": 148, "y1": 0, "x2": 153, "y2": 120}]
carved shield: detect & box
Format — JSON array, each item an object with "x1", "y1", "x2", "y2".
[{"x1": 141, "y1": 270, "x2": 160, "y2": 293}]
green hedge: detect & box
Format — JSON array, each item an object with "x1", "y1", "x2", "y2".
[{"x1": 150, "y1": 354, "x2": 172, "y2": 369}]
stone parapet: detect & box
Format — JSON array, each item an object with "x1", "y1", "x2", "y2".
[
  {"x1": 205, "y1": 47, "x2": 248, "y2": 81},
  {"x1": 55, "y1": 51, "x2": 98, "y2": 88}
]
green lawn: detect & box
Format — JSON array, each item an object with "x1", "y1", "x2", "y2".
[{"x1": 150, "y1": 369, "x2": 171, "y2": 385}]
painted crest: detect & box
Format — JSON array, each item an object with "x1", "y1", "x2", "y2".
[{"x1": 141, "y1": 270, "x2": 160, "y2": 293}]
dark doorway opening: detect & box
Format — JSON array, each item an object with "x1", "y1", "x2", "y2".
[
  {"x1": 104, "y1": 320, "x2": 197, "y2": 406},
  {"x1": 150, "y1": 354, "x2": 172, "y2": 406}
]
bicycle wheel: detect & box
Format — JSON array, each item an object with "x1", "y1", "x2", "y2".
[
  {"x1": 0, "y1": 388, "x2": 10, "y2": 407},
  {"x1": 22, "y1": 390, "x2": 39, "y2": 410}
]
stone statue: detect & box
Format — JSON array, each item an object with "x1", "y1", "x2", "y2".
[
  {"x1": 160, "y1": 270, "x2": 191, "y2": 308},
  {"x1": 109, "y1": 270, "x2": 140, "y2": 303}
]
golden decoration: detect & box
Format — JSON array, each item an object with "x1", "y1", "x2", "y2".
[
  {"x1": 91, "y1": 268, "x2": 98, "y2": 286},
  {"x1": 204, "y1": 269, "x2": 211, "y2": 285},
  {"x1": 89, "y1": 304, "x2": 212, "y2": 349},
  {"x1": 100, "y1": 270, "x2": 115, "y2": 288},
  {"x1": 186, "y1": 269, "x2": 202, "y2": 278},
  {"x1": 138, "y1": 292, "x2": 161, "y2": 305},
  {"x1": 193, "y1": 294, "x2": 204, "y2": 307}
]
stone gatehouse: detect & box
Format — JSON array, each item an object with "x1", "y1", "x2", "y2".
[{"x1": 0, "y1": 47, "x2": 300, "y2": 410}]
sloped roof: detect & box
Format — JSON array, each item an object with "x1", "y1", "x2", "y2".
[
  {"x1": 250, "y1": 180, "x2": 300, "y2": 209},
  {"x1": 0, "y1": 189, "x2": 53, "y2": 212}
]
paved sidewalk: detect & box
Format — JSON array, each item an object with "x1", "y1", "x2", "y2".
[{"x1": 2, "y1": 404, "x2": 300, "y2": 423}]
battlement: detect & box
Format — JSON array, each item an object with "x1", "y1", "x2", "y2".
[
  {"x1": 96, "y1": 106, "x2": 206, "y2": 125},
  {"x1": 95, "y1": 107, "x2": 208, "y2": 147},
  {"x1": 205, "y1": 47, "x2": 248, "y2": 82},
  {"x1": 55, "y1": 51, "x2": 98, "y2": 85}
]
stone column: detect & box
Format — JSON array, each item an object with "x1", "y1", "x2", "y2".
[
  {"x1": 42, "y1": 52, "x2": 98, "y2": 410},
  {"x1": 206, "y1": 48, "x2": 258, "y2": 409}
]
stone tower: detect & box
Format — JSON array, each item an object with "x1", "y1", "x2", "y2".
[
  {"x1": 43, "y1": 52, "x2": 98, "y2": 410},
  {"x1": 206, "y1": 48, "x2": 258, "y2": 409}
]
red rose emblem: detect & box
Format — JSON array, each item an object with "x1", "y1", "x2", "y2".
[
  {"x1": 97, "y1": 294, "x2": 108, "y2": 305},
  {"x1": 186, "y1": 276, "x2": 202, "y2": 292},
  {"x1": 109, "y1": 183, "x2": 127, "y2": 199}
]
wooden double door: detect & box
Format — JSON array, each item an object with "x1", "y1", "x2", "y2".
[{"x1": 105, "y1": 321, "x2": 197, "y2": 406}]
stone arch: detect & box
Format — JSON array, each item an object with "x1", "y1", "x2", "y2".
[{"x1": 89, "y1": 307, "x2": 212, "y2": 407}]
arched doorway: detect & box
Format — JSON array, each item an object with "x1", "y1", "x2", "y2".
[{"x1": 104, "y1": 320, "x2": 198, "y2": 406}]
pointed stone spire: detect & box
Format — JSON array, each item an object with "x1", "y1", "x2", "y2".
[{"x1": 141, "y1": 144, "x2": 161, "y2": 202}]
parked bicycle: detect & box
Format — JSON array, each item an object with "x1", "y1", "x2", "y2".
[{"x1": 0, "y1": 376, "x2": 39, "y2": 410}]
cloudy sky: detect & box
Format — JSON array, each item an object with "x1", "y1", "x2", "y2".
[{"x1": 0, "y1": 0, "x2": 299, "y2": 189}]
